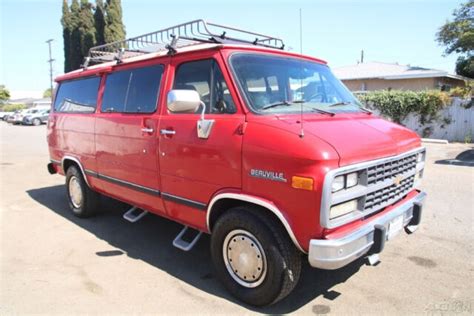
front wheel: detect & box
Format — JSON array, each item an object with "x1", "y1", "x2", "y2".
[
  {"x1": 32, "y1": 118, "x2": 41, "y2": 126},
  {"x1": 211, "y1": 207, "x2": 302, "y2": 306}
]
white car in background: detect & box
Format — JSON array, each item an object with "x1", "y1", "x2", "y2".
[
  {"x1": 9, "y1": 106, "x2": 50, "y2": 125},
  {"x1": 0, "y1": 111, "x2": 14, "y2": 121},
  {"x1": 22, "y1": 109, "x2": 50, "y2": 125}
]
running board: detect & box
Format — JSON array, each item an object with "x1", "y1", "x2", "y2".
[
  {"x1": 123, "y1": 206, "x2": 148, "y2": 223},
  {"x1": 173, "y1": 226, "x2": 202, "y2": 251},
  {"x1": 367, "y1": 253, "x2": 381, "y2": 266}
]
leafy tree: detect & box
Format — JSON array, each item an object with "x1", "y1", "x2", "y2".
[
  {"x1": 104, "y1": 0, "x2": 126, "y2": 44},
  {"x1": 61, "y1": 0, "x2": 73, "y2": 72},
  {"x1": 0, "y1": 85, "x2": 10, "y2": 104},
  {"x1": 43, "y1": 88, "x2": 52, "y2": 98},
  {"x1": 94, "y1": 0, "x2": 106, "y2": 46},
  {"x1": 436, "y1": 0, "x2": 474, "y2": 78}
]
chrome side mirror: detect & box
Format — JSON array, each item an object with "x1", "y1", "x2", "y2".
[
  {"x1": 166, "y1": 89, "x2": 214, "y2": 139},
  {"x1": 167, "y1": 90, "x2": 201, "y2": 113}
]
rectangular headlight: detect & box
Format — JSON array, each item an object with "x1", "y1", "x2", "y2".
[
  {"x1": 346, "y1": 172, "x2": 358, "y2": 188},
  {"x1": 330, "y1": 199, "x2": 358, "y2": 219},
  {"x1": 332, "y1": 175, "x2": 345, "y2": 192}
]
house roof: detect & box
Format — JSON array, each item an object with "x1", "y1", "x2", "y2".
[{"x1": 332, "y1": 61, "x2": 467, "y2": 81}]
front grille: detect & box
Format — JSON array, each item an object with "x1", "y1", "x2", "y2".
[
  {"x1": 366, "y1": 153, "x2": 417, "y2": 185},
  {"x1": 364, "y1": 175, "x2": 415, "y2": 212}
]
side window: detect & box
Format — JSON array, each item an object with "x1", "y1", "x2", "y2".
[
  {"x1": 54, "y1": 77, "x2": 100, "y2": 113},
  {"x1": 173, "y1": 59, "x2": 236, "y2": 114},
  {"x1": 102, "y1": 64, "x2": 164, "y2": 113}
]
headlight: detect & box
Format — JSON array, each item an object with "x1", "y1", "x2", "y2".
[
  {"x1": 331, "y1": 172, "x2": 358, "y2": 192},
  {"x1": 417, "y1": 152, "x2": 425, "y2": 163},
  {"x1": 330, "y1": 199, "x2": 358, "y2": 219},
  {"x1": 332, "y1": 175, "x2": 345, "y2": 192},
  {"x1": 346, "y1": 172, "x2": 358, "y2": 188}
]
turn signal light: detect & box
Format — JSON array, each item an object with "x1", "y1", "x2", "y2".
[{"x1": 291, "y1": 176, "x2": 314, "y2": 191}]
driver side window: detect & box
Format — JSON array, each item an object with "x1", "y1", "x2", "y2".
[{"x1": 173, "y1": 59, "x2": 236, "y2": 114}]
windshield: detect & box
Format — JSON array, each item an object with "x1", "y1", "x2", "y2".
[{"x1": 230, "y1": 53, "x2": 363, "y2": 114}]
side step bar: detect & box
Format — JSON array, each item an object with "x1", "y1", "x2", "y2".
[
  {"x1": 173, "y1": 226, "x2": 203, "y2": 251},
  {"x1": 123, "y1": 206, "x2": 148, "y2": 223}
]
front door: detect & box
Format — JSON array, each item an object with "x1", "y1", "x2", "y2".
[
  {"x1": 158, "y1": 52, "x2": 245, "y2": 230},
  {"x1": 95, "y1": 61, "x2": 167, "y2": 213}
]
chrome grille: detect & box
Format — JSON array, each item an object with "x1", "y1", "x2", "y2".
[
  {"x1": 364, "y1": 175, "x2": 415, "y2": 212},
  {"x1": 367, "y1": 153, "x2": 417, "y2": 185}
]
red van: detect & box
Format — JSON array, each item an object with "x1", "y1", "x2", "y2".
[{"x1": 47, "y1": 20, "x2": 426, "y2": 306}]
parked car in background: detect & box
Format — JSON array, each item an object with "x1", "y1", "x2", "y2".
[
  {"x1": 22, "y1": 109, "x2": 50, "y2": 125},
  {"x1": 0, "y1": 111, "x2": 15, "y2": 121},
  {"x1": 6, "y1": 111, "x2": 21, "y2": 123},
  {"x1": 9, "y1": 106, "x2": 50, "y2": 125}
]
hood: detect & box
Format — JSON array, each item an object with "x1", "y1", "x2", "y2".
[{"x1": 255, "y1": 114, "x2": 421, "y2": 166}]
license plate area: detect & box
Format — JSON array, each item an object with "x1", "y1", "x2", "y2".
[{"x1": 387, "y1": 215, "x2": 404, "y2": 240}]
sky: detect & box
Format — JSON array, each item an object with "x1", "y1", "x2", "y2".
[{"x1": 0, "y1": 0, "x2": 465, "y2": 98}]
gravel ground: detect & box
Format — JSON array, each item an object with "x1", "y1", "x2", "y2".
[{"x1": 1, "y1": 122, "x2": 473, "y2": 315}]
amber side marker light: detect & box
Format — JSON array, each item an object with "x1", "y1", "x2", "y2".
[{"x1": 291, "y1": 176, "x2": 314, "y2": 191}]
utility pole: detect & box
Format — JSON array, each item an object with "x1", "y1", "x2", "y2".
[
  {"x1": 360, "y1": 49, "x2": 364, "y2": 64},
  {"x1": 45, "y1": 39, "x2": 55, "y2": 96}
]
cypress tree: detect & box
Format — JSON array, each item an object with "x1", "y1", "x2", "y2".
[
  {"x1": 61, "y1": 0, "x2": 72, "y2": 72},
  {"x1": 69, "y1": 0, "x2": 82, "y2": 70},
  {"x1": 78, "y1": 0, "x2": 96, "y2": 60},
  {"x1": 104, "y1": 0, "x2": 126, "y2": 43},
  {"x1": 94, "y1": 0, "x2": 106, "y2": 46}
]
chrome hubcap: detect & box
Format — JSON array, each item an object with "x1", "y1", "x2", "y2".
[
  {"x1": 223, "y1": 229, "x2": 267, "y2": 288},
  {"x1": 68, "y1": 176, "x2": 83, "y2": 208}
]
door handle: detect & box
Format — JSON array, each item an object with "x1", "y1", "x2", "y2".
[
  {"x1": 160, "y1": 129, "x2": 176, "y2": 135},
  {"x1": 141, "y1": 127, "x2": 154, "y2": 133}
]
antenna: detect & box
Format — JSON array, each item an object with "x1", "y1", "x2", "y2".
[{"x1": 299, "y1": 8, "x2": 304, "y2": 138}]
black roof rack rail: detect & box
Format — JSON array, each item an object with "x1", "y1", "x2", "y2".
[{"x1": 84, "y1": 19, "x2": 285, "y2": 67}]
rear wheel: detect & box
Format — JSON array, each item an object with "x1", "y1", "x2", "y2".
[
  {"x1": 211, "y1": 207, "x2": 302, "y2": 306},
  {"x1": 65, "y1": 165, "x2": 99, "y2": 218}
]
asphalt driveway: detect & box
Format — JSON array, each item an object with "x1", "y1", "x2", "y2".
[{"x1": 1, "y1": 122, "x2": 473, "y2": 315}]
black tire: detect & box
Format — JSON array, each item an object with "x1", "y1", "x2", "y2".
[
  {"x1": 211, "y1": 207, "x2": 302, "y2": 306},
  {"x1": 65, "y1": 165, "x2": 99, "y2": 218},
  {"x1": 32, "y1": 118, "x2": 41, "y2": 126}
]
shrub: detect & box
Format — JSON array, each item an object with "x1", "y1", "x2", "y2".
[
  {"x1": 358, "y1": 90, "x2": 449, "y2": 124},
  {"x1": 449, "y1": 86, "x2": 471, "y2": 98},
  {"x1": 0, "y1": 103, "x2": 26, "y2": 112}
]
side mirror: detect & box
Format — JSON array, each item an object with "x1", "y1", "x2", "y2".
[
  {"x1": 166, "y1": 89, "x2": 215, "y2": 139},
  {"x1": 167, "y1": 90, "x2": 201, "y2": 113}
]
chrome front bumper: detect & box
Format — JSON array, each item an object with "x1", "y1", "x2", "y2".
[{"x1": 308, "y1": 191, "x2": 426, "y2": 270}]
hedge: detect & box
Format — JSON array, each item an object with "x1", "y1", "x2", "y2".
[
  {"x1": 358, "y1": 90, "x2": 450, "y2": 124},
  {"x1": 0, "y1": 103, "x2": 26, "y2": 112}
]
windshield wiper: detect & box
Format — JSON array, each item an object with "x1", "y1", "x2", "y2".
[
  {"x1": 262, "y1": 100, "x2": 295, "y2": 110},
  {"x1": 310, "y1": 107, "x2": 335, "y2": 116},
  {"x1": 329, "y1": 101, "x2": 373, "y2": 115},
  {"x1": 328, "y1": 101, "x2": 351, "y2": 107}
]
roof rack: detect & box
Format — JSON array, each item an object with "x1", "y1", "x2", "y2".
[{"x1": 85, "y1": 19, "x2": 285, "y2": 67}]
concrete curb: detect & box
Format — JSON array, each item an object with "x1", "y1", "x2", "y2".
[{"x1": 421, "y1": 138, "x2": 449, "y2": 144}]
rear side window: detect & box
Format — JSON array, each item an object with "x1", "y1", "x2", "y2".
[
  {"x1": 54, "y1": 77, "x2": 100, "y2": 113},
  {"x1": 101, "y1": 64, "x2": 164, "y2": 113}
]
